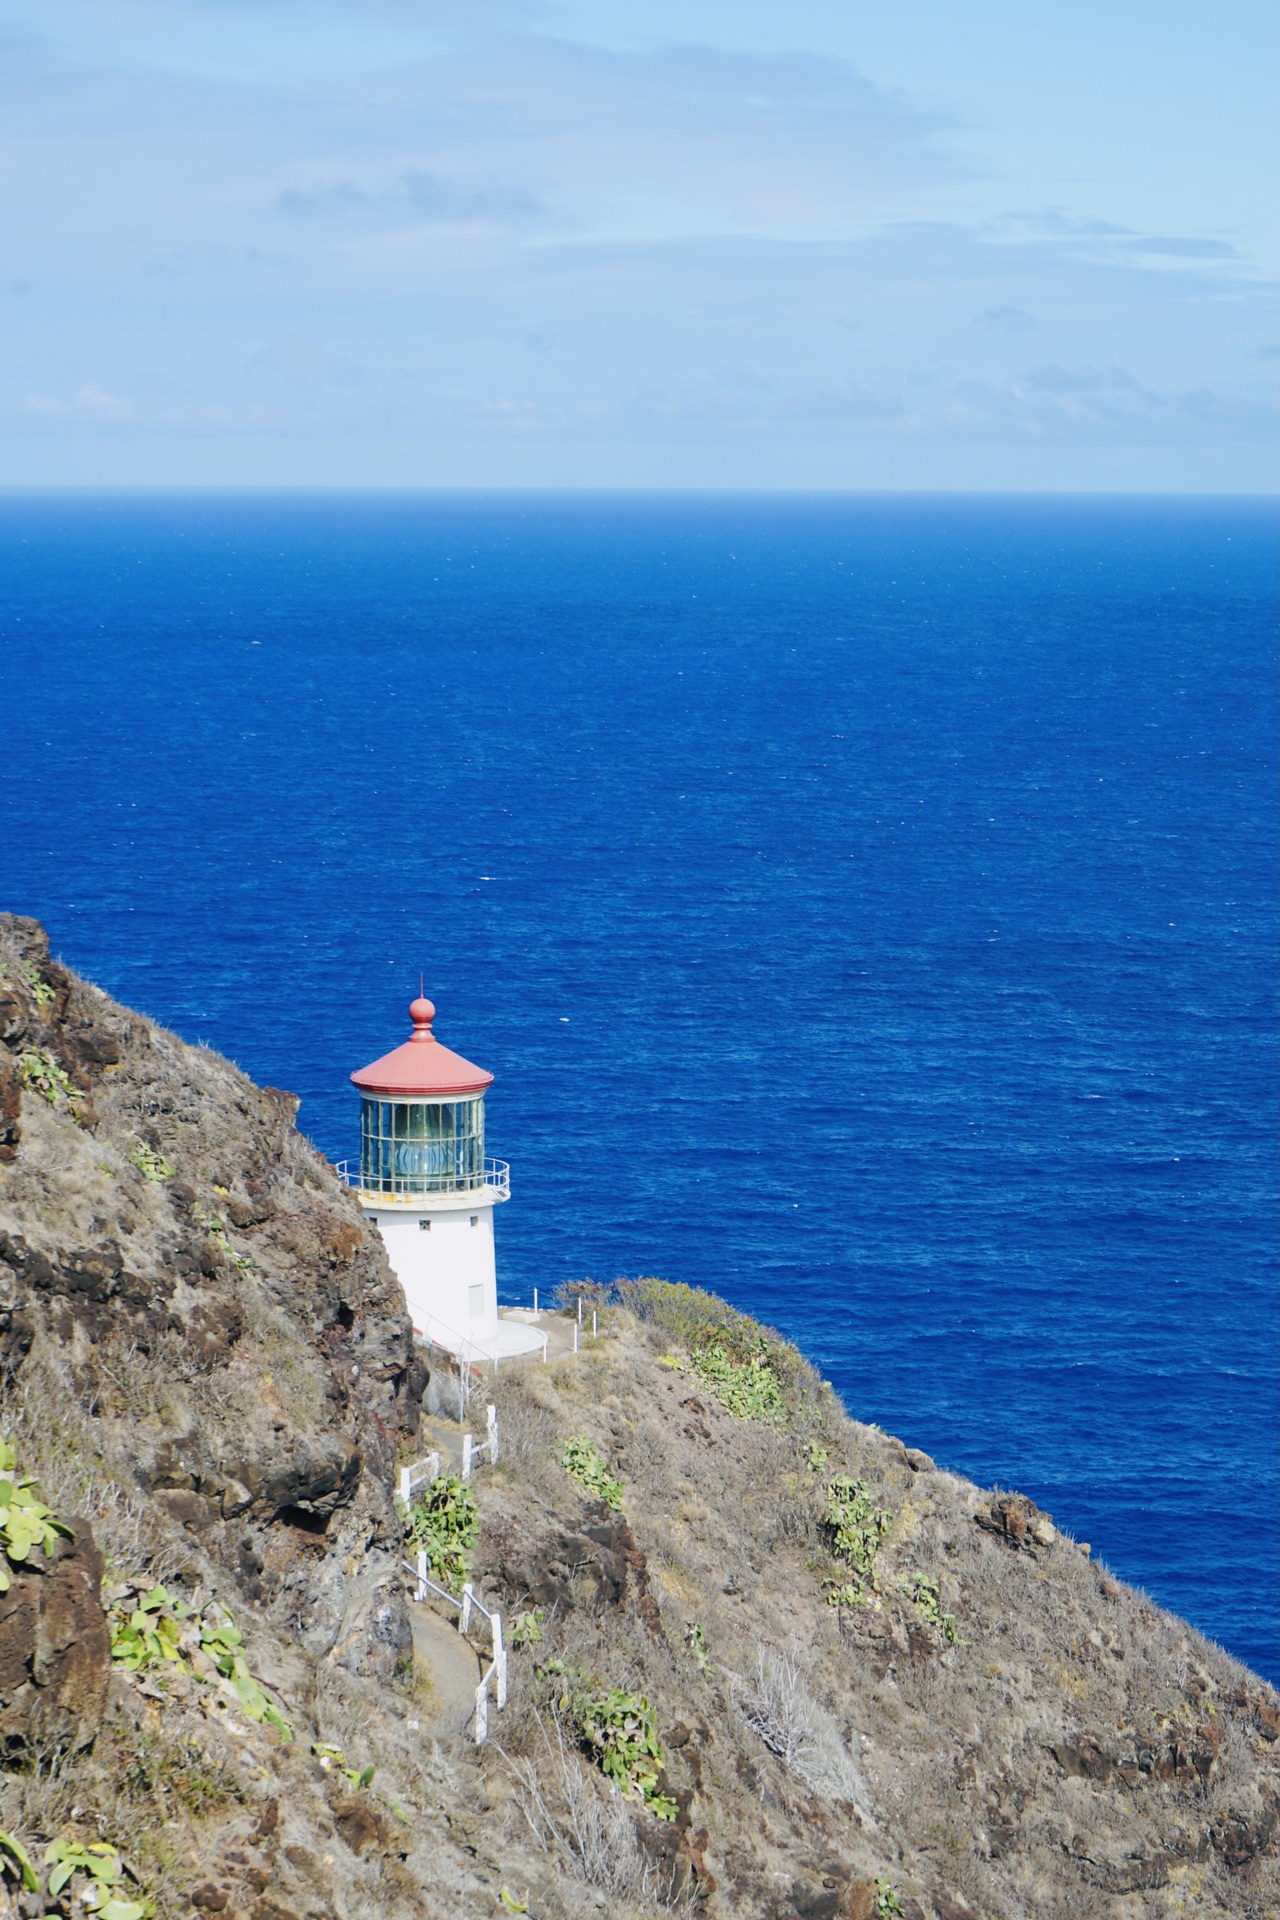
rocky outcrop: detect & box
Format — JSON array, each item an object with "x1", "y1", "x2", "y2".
[
  {"x1": 486, "y1": 1506, "x2": 663, "y2": 1638},
  {"x1": 0, "y1": 1525, "x2": 110, "y2": 1745},
  {"x1": 0, "y1": 912, "x2": 423, "y2": 1680},
  {"x1": 974, "y1": 1491, "x2": 1056, "y2": 1555}
]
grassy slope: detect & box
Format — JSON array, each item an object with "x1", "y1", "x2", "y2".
[
  {"x1": 473, "y1": 1289, "x2": 1278, "y2": 1919},
  {"x1": 0, "y1": 918, "x2": 1275, "y2": 1920}
]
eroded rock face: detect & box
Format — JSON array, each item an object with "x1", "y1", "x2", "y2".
[
  {"x1": 974, "y1": 1492, "x2": 1056, "y2": 1555},
  {"x1": 487, "y1": 1507, "x2": 663, "y2": 1638},
  {"x1": 0, "y1": 913, "x2": 423, "y2": 1680},
  {"x1": 0, "y1": 1525, "x2": 110, "y2": 1744}
]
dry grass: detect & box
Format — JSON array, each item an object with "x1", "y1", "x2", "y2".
[
  {"x1": 501, "y1": 1714, "x2": 694, "y2": 1915},
  {"x1": 729, "y1": 1641, "x2": 871, "y2": 1812}
]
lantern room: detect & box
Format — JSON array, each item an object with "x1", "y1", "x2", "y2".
[{"x1": 352, "y1": 995, "x2": 494, "y2": 1198}]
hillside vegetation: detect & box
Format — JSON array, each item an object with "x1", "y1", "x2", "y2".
[{"x1": 0, "y1": 913, "x2": 1275, "y2": 1920}]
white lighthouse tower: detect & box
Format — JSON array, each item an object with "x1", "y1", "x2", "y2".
[{"x1": 344, "y1": 994, "x2": 541, "y2": 1363}]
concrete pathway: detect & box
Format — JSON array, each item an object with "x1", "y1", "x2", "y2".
[{"x1": 498, "y1": 1306, "x2": 583, "y2": 1364}]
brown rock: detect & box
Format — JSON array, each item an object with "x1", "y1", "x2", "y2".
[
  {"x1": 250, "y1": 1799, "x2": 279, "y2": 1844},
  {"x1": 492, "y1": 1509, "x2": 663, "y2": 1636},
  {"x1": 0, "y1": 1522, "x2": 109, "y2": 1744},
  {"x1": 1050, "y1": 1736, "x2": 1114, "y2": 1782},
  {"x1": 931, "y1": 1893, "x2": 979, "y2": 1920},
  {"x1": 842, "y1": 1880, "x2": 878, "y2": 1920},
  {"x1": 329, "y1": 1790, "x2": 387, "y2": 1857},
  {"x1": 974, "y1": 1493, "x2": 1056, "y2": 1555},
  {"x1": 0, "y1": 1054, "x2": 21, "y2": 1165}
]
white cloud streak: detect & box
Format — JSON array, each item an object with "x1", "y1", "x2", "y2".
[{"x1": 0, "y1": 6, "x2": 1273, "y2": 486}]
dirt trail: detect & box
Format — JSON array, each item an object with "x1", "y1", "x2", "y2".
[{"x1": 410, "y1": 1599, "x2": 486, "y2": 1737}]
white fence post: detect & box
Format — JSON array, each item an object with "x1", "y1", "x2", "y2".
[
  {"x1": 399, "y1": 1466, "x2": 411, "y2": 1502},
  {"x1": 416, "y1": 1550, "x2": 428, "y2": 1604},
  {"x1": 493, "y1": 1612, "x2": 507, "y2": 1710},
  {"x1": 460, "y1": 1582, "x2": 474, "y2": 1637},
  {"x1": 474, "y1": 1678, "x2": 488, "y2": 1745},
  {"x1": 533, "y1": 1287, "x2": 538, "y2": 1313},
  {"x1": 462, "y1": 1433, "x2": 473, "y2": 1480},
  {"x1": 592, "y1": 1309, "x2": 597, "y2": 1337},
  {"x1": 573, "y1": 1322, "x2": 578, "y2": 1354},
  {"x1": 487, "y1": 1403, "x2": 499, "y2": 1465},
  {"x1": 428, "y1": 1450, "x2": 440, "y2": 1483}
]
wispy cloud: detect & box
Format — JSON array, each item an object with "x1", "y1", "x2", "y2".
[
  {"x1": 0, "y1": 5, "x2": 1273, "y2": 486},
  {"x1": 975, "y1": 306, "x2": 1039, "y2": 335},
  {"x1": 245, "y1": 342, "x2": 364, "y2": 388},
  {"x1": 25, "y1": 384, "x2": 134, "y2": 420},
  {"x1": 277, "y1": 170, "x2": 550, "y2": 228},
  {"x1": 996, "y1": 210, "x2": 1244, "y2": 272}
]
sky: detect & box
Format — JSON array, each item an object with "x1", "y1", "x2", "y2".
[{"x1": 2, "y1": 0, "x2": 1276, "y2": 490}]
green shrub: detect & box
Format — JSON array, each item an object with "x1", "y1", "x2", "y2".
[
  {"x1": 824, "y1": 1581, "x2": 870, "y2": 1611},
  {"x1": 686, "y1": 1342, "x2": 784, "y2": 1422},
  {"x1": 561, "y1": 1436, "x2": 624, "y2": 1511},
  {"x1": 400, "y1": 1474, "x2": 479, "y2": 1593},
  {"x1": 685, "y1": 1621, "x2": 714, "y2": 1677},
  {"x1": 616, "y1": 1278, "x2": 812, "y2": 1425},
  {"x1": 19, "y1": 1047, "x2": 83, "y2": 1120},
  {"x1": 108, "y1": 1583, "x2": 193, "y2": 1672},
  {"x1": 0, "y1": 1437, "x2": 74, "y2": 1592},
  {"x1": 19, "y1": 960, "x2": 55, "y2": 1010},
  {"x1": 542, "y1": 1662, "x2": 677, "y2": 1819},
  {"x1": 106, "y1": 1583, "x2": 292, "y2": 1740},
  {"x1": 0, "y1": 1831, "x2": 38, "y2": 1894},
  {"x1": 899, "y1": 1573, "x2": 959, "y2": 1644},
  {"x1": 193, "y1": 1205, "x2": 253, "y2": 1272},
  {"x1": 45, "y1": 1839, "x2": 153, "y2": 1919},
  {"x1": 875, "y1": 1880, "x2": 905, "y2": 1917},
  {"x1": 510, "y1": 1608, "x2": 545, "y2": 1651},
  {"x1": 126, "y1": 1141, "x2": 174, "y2": 1183},
  {"x1": 823, "y1": 1475, "x2": 893, "y2": 1606},
  {"x1": 552, "y1": 1279, "x2": 609, "y2": 1314},
  {"x1": 616, "y1": 1277, "x2": 758, "y2": 1356},
  {"x1": 312, "y1": 1743, "x2": 375, "y2": 1789}
]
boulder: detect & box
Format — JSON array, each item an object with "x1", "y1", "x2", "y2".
[
  {"x1": 974, "y1": 1493, "x2": 1055, "y2": 1555},
  {"x1": 0, "y1": 1522, "x2": 110, "y2": 1745}
]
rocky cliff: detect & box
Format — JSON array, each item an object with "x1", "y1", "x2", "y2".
[{"x1": 0, "y1": 913, "x2": 1275, "y2": 1920}]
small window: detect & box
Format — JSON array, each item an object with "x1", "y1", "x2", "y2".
[
  {"x1": 470, "y1": 1215, "x2": 478, "y2": 1228},
  {"x1": 468, "y1": 1284, "x2": 484, "y2": 1319},
  {"x1": 419, "y1": 1218, "x2": 431, "y2": 1232}
]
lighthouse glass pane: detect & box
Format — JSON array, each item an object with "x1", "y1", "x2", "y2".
[{"x1": 359, "y1": 1096, "x2": 485, "y2": 1194}]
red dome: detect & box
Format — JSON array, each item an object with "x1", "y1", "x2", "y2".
[{"x1": 351, "y1": 996, "x2": 494, "y2": 1098}]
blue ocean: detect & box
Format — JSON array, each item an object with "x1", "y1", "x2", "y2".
[{"x1": 1, "y1": 492, "x2": 1275, "y2": 1683}]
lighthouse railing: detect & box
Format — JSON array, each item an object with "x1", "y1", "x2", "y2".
[{"x1": 333, "y1": 1157, "x2": 509, "y2": 1201}]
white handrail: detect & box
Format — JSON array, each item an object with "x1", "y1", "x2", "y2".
[
  {"x1": 415, "y1": 1311, "x2": 502, "y2": 1374},
  {"x1": 398, "y1": 1453, "x2": 441, "y2": 1502},
  {"x1": 462, "y1": 1404, "x2": 500, "y2": 1479},
  {"x1": 404, "y1": 1553, "x2": 506, "y2": 1744}
]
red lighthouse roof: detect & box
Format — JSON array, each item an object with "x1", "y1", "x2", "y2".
[{"x1": 350, "y1": 996, "x2": 494, "y2": 1099}]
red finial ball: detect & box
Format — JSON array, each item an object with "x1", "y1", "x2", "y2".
[{"x1": 409, "y1": 995, "x2": 436, "y2": 1037}]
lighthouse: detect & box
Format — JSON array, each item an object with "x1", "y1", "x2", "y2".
[{"x1": 343, "y1": 994, "x2": 529, "y2": 1360}]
